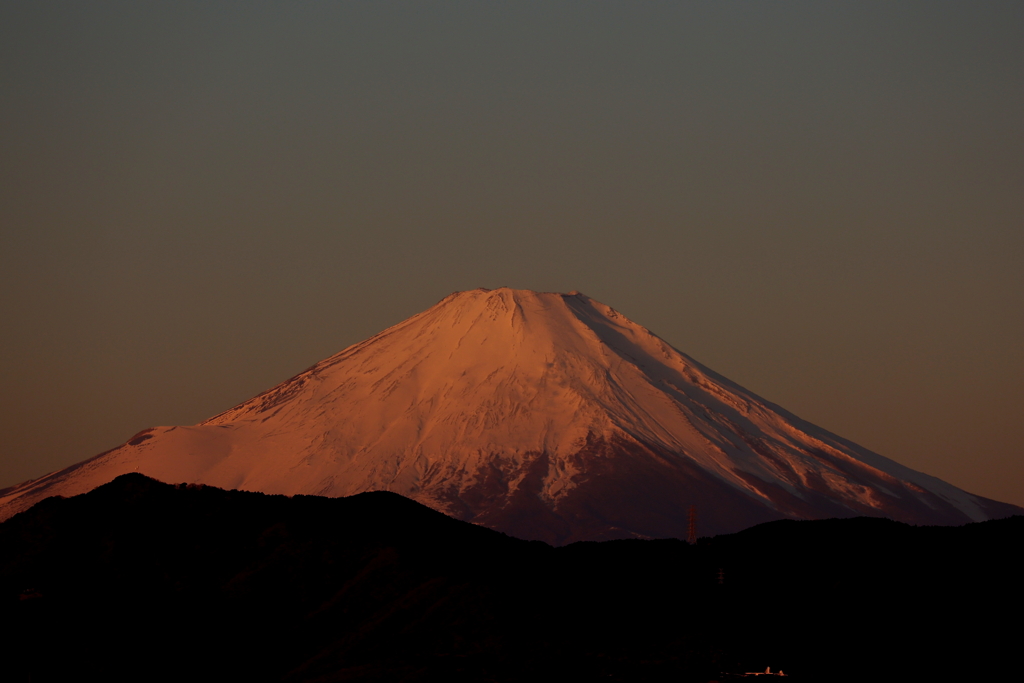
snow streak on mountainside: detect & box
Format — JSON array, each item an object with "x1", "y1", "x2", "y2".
[{"x1": 1, "y1": 289, "x2": 1018, "y2": 542}]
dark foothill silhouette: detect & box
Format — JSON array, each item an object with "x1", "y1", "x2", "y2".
[{"x1": 1, "y1": 474, "x2": 1019, "y2": 682}]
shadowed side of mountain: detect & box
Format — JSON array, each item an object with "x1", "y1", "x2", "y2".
[
  {"x1": 435, "y1": 432, "x2": 1019, "y2": 544},
  {"x1": 444, "y1": 434, "x2": 786, "y2": 544}
]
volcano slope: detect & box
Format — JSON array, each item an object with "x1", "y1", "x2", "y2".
[{"x1": 0, "y1": 288, "x2": 1018, "y2": 541}]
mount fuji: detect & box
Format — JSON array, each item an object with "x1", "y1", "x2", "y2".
[{"x1": 1, "y1": 288, "x2": 1017, "y2": 542}]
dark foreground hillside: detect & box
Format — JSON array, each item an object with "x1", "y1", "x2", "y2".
[{"x1": 0, "y1": 474, "x2": 1019, "y2": 682}]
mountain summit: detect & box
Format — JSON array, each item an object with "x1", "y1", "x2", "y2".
[{"x1": 1, "y1": 288, "x2": 1017, "y2": 541}]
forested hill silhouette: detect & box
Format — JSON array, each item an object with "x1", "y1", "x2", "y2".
[{"x1": 2, "y1": 474, "x2": 1020, "y2": 682}]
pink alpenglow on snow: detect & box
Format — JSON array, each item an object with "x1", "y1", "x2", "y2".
[{"x1": 1, "y1": 289, "x2": 1018, "y2": 543}]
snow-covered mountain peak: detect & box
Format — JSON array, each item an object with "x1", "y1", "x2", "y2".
[{"x1": 2, "y1": 288, "x2": 1018, "y2": 542}]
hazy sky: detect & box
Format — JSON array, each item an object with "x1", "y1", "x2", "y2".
[{"x1": 2, "y1": 2, "x2": 1022, "y2": 506}]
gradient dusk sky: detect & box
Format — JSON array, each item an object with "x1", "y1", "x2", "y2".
[{"x1": 2, "y1": 2, "x2": 1022, "y2": 506}]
